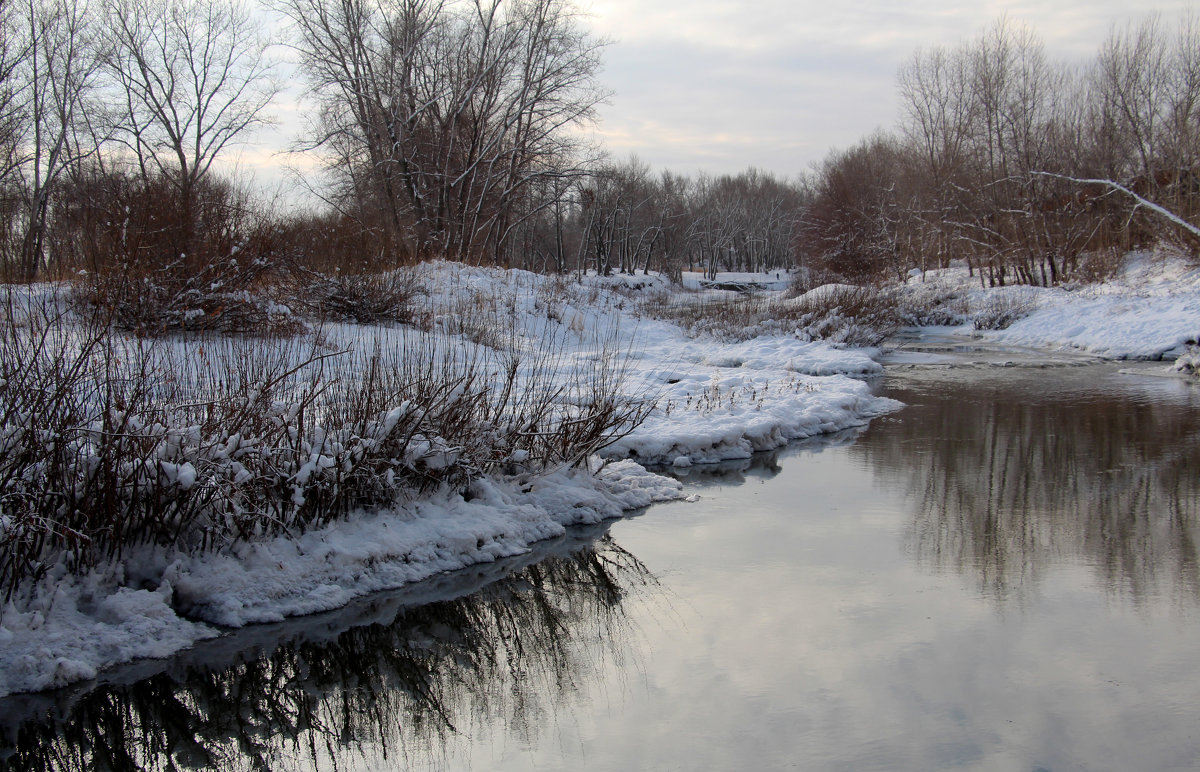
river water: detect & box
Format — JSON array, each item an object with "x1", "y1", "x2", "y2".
[{"x1": 3, "y1": 345, "x2": 1200, "y2": 771}]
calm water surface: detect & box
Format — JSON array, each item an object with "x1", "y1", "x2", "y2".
[{"x1": 3, "y1": 358, "x2": 1200, "y2": 771}]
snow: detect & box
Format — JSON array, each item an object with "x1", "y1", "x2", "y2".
[
  {"x1": 797, "y1": 283, "x2": 861, "y2": 303},
  {"x1": 0, "y1": 263, "x2": 898, "y2": 697},
  {"x1": 164, "y1": 462, "x2": 683, "y2": 628},
  {"x1": 907, "y1": 251, "x2": 1200, "y2": 361},
  {"x1": 680, "y1": 270, "x2": 793, "y2": 292},
  {"x1": 4, "y1": 250, "x2": 1194, "y2": 696},
  {"x1": 0, "y1": 461, "x2": 686, "y2": 696}
]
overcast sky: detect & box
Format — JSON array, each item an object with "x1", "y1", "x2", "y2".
[
  {"x1": 580, "y1": 0, "x2": 1196, "y2": 178},
  {"x1": 243, "y1": 1, "x2": 1195, "y2": 196}
]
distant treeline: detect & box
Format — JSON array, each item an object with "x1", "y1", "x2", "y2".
[{"x1": 0, "y1": 1, "x2": 1197, "y2": 291}]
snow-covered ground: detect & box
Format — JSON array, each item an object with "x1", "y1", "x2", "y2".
[
  {"x1": 907, "y1": 251, "x2": 1200, "y2": 361},
  {"x1": 6, "y1": 251, "x2": 1196, "y2": 698},
  {"x1": 0, "y1": 264, "x2": 898, "y2": 698}
]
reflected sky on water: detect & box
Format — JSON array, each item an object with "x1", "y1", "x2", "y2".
[{"x1": 3, "y1": 362, "x2": 1200, "y2": 771}]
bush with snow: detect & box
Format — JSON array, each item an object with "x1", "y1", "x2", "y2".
[
  {"x1": 1172, "y1": 341, "x2": 1200, "y2": 377},
  {"x1": 969, "y1": 289, "x2": 1039, "y2": 330},
  {"x1": 891, "y1": 283, "x2": 969, "y2": 326},
  {"x1": 0, "y1": 285, "x2": 651, "y2": 598},
  {"x1": 647, "y1": 284, "x2": 901, "y2": 347},
  {"x1": 0, "y1": 264, "x2": 905, "y2": 697},
  {"x1": 281, "y1": 267, "x2": 422, "y2": 324}
]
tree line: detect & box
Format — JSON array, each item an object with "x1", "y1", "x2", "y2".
[
  {"x1": 803, "y1": 13, "x2": 1200, "y2": 286},
  {"x1": 0, "y1": 2, "x2": 1197, "y2": 294}
]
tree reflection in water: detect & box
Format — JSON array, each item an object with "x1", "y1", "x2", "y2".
[
  {"x1": 0, "y1": 529, "x2": 655, "y2": 771},
  {"x1": 855, "y1": 370, "x2": 1200, "y2": 604}
]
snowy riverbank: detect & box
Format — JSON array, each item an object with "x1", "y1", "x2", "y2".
[
  {"x1": 907, "y1": 251, "x2": 1200, "y2": 361},
  {"x1": 5, "y1": 251, "x2": 1196, "y2": 698},
  {"x1": 0, "y1": 264, "x2": 900, "y2": 697}
]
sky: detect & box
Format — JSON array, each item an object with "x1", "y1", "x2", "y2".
[
  {"x1": 578, "y1": 0, "x2": 1197, "y2": 178},
  {"x1": 239, "y1": 0, "x2": 1195, "y2": 198}
]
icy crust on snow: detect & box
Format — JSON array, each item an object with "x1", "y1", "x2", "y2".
[{"x1": 0, "y1": 461, "x2": 682, "y2": 696}]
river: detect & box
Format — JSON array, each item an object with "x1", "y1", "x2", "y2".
[{"x1": 3, "y1": 342, "x2": 1200, "y2": 771}]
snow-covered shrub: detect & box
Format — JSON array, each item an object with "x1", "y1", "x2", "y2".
[
  {"x1": 81, "y1": 263, "x2": 294, "y2": 336},
  {"x1": 281, "y1": 267, "x2": 422, "y2": 324},
  {"x1": 1172, "y1": 340, "x2": 1200, "y2": 377},
  {"x1": 891, "y1": 283, "x2": 969, "y2": 326},
  {"x1": 970, "y1": 290, "x2": 1038, "y2": 330},
  {"x1": 787, "y1": 285, "x2": 902, "y2": 346},
  {"x1": 0, "y1": 289, "x2": 652, "y2": 596},
  {"x1": 650, "y1": 284, "x2": 901, "y2": 346},
  {"x1": 0, "y1": 296, "x2": 178, "y2": 593}
]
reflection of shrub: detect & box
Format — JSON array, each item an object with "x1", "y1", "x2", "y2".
[
  {"x1": 0, "y1": 538, "x2": 654, "y2": 772},
  {"x1": 971, "y1": 291, "x2": 1038, "y2": 330}
]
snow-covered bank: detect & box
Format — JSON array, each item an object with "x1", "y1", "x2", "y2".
[
  {"x1": 906, "y1": 252, "x2": 1200, "y2": 361},
  {"x1": 0, "y1": 461, "x2": 680, "y2": 697},
  {"x1": 0, "y1": 264, "x2": 900, "y2": 697}
]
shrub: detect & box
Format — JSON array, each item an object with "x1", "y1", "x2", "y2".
[
  {"x1": 649, "y1": 284, "x2": 901, "y2": 346},
  {"x1": 1071, "y1": 248, "x2": 1125, "y2": 285},
  {"x1": 970, "y1": 290, "x2": 1038, "y2": 330},
  {"x1": 281, "y1": 267, "x2": 422, "y2": 325},
  {"x1": 0, "y1": 289, "x2": 651, "y2": 598},
  {"x1": 61, "y1": 170, "x2": 288, "y2": 335}
]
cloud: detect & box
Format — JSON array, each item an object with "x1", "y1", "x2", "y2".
[{"x1": 583, "y1": 0, "x2": 1197, "y2": 175}]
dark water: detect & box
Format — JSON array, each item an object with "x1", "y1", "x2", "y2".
[{"x1": 3, "y1": 361, "x2": 1200, "y2": 771}]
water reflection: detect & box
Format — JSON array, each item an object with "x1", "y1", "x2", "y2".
[
  {"x1": 855, "y1": 369, "x2": 1200, "y2": 604},
  {"x1": 0, "y1": 526, "x2": 655, "y2": 772}
]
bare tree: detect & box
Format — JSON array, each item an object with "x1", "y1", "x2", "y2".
[
  {"x1": 279, "y1": 0, "x2": 605, "y2": 266},
  {"x1": 12, "y1": 0, "x2": 102, "y2": 281},
  {"x1": 103, "y1": 0, "x2": 278, "y2": 262},
  {"x1": 1091, "y1": 12, "x2": 1200, "y2": 247},
  {"x1": 0, "y1": 0, "x2": 28, "y2": 188},
  {"x1": 1094, "y1": 14, "x2": 1170, "y2": 182},
  {"x1": 574, "y1": 157, "x2": 665, "y2": 276},
  {"x1": 800, "y1": 135, "x2": 909, "y2": 284}
]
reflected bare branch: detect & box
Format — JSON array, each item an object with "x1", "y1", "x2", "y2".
[
  {"x1": 0, "y1": 532, "x2": 656, "y2": 771},
  {"x1": 855, "y1": 372, "x2": 1200, "y2": 605}
]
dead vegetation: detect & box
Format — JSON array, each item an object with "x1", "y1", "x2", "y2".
[{"x1": 0, "y1": 286, "x2": 651, "y2": 598}]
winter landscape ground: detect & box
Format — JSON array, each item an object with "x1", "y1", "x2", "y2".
[{"x1": 0, "y1": 250, "x2": 1198, "y2": 699}]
